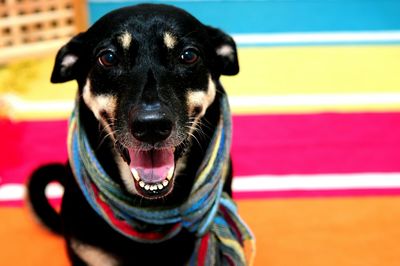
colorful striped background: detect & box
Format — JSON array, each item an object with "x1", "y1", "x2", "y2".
[{"x1": 1, "y1": 1, "x2": 400, "y2": 265}]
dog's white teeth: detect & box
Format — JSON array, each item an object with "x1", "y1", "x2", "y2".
[
  {"x1": 131, "y1": 168, "x2": 140, "y2": 181},
  {"x1": 138, "y1": 179, "x2": 170, "y2": 192},
  {"x1": 167, "y1": 167, "x2": 174, "y2": 180},
  {"x1": 162, "y1": 180, "x2": 169, "y2": 187},
  {"x1": 133, "y1": 169, "x2": 173, "y2": 191}
]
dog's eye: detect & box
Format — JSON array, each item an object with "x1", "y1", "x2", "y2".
[
  {"x1": 180, "y1": 48, "x2": 199, "y2": 64},
  {"x1": 98, "y1": 51, "x2": 118, "y2": 67}
]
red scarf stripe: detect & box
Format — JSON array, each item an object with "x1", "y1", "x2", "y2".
[
  {"x1": 92, "y1": 184, "x2": 181, "y2": 241},
  {"x1": 197, "y1": 233, "x2": 211, "y2": 266},
  {"x1": 224, "y1": 253, "x2": 236, "y2": 266}
]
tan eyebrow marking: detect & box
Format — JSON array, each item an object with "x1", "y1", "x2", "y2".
[
  {"x1": 118, "y1": 31, "x2": 132, "y2": 50},
  {"x1": 163, "y1": 32, "x2": 177, "y2": 49}
]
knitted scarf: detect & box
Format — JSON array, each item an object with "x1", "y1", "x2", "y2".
[{"x1": 68, "y1": 95, "x2": 255, "y2": 265}]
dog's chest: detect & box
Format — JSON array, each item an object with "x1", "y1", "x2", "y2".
[{"x1": 71, "y1": 239, "x2": 119, "y2": 266}]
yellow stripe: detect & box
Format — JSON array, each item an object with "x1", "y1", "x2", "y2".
[
  {"x1": 3, "y1": 46, "x2": 400, "y2": 101},
  {"x1": 222, "y1": 45, "x2": 400, "y2": 96},
  {"x1": 218, "y1": 235, "x2": 247, "y2": 263},
  {"x1": 2, "y1": 45, "x2": 400, "y2": 120},
  {"x1": 0, "y1": 57, "x2": 76, "y2": 101}
]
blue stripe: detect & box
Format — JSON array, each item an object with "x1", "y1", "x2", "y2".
[{"x1": 88, "y1": 1, "x2": 400, "y2": 34}]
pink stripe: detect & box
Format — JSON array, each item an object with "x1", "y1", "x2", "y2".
[
  {"x1": 233, "y1": 188, "x2": 400, "y2": 200},
  {"x1": 0, "y1": 200, "x2": 26, "y2": 207},
  {"x1": 0, "y1": 198, "x2": 61, "y2": 208},
  {"x1": 1, "y1": 112, "x2": 399, "y2": 191},
  {"x1": 0, "y1": 119, "x2": 68, "y2": 184},
  {"x1": 232, "y1": 112, "x2": 400, "y2": 176}
]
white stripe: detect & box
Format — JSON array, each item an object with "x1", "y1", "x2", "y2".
[
  {"x1": 233, "y1": 31, "x2": 400, "y2": 45},
  {"x1": 1, "y1": 173, "x2": 400, "y2": 201},
  {"x1": 3, "y1": 93, "x2": 400, "y2": 115},
  {"x1": 0, "y1": 183, "x2": 64, "y2": 201},
  {"x1": 232, "y1": 173, "x2": 400, "y2": 192},
  {"x1": 2, "y1": 94, "x2": 74, "y2": 113},
  {"x1": 229, "y1": 93, "x2": 400, "y2": 108}
]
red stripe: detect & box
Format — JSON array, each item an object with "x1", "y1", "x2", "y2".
[
  {"x1": 220, "y1": 205, "x2": 242, "y2": 243},
  {"x1": 232, "y1": 112, "x2": 400, "y2": 176},
  {"x1": 197, "y1": 233, "x2": 210, "y2": 266},
  {"x1": 224, "y1": 254, "x2": 235, "y2": 266}
]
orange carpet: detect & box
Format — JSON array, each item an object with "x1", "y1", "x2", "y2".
[{"x1": 2, "y1": 197, "x2": 400, "y2": 266}]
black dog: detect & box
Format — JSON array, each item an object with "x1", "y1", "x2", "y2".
[{"x1": 28, "y1": 4, "x2": 253, "y2": 265}]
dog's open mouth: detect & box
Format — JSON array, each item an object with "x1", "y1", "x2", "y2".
[{"x1": 121, "y1": 147, "x2": 176, "y2": 198}]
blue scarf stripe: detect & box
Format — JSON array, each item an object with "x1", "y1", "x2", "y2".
[
  {"x1": 71, "y1": 131, "x2": 102, "y2": 215},
  {"x1": 197, "y1": 182, "x2": 224, "y2": 235},
  {"x1": 220, "y1": 197, "x2": 257, "y2": 243}
]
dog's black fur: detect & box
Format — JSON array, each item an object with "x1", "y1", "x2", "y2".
[{"x1": 28, "y1": 4, "x2": 240, "y2": 265}]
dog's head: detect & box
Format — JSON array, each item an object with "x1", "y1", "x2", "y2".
[{"x1": 51, "y1": 4, "x2": 238, "y2": 199}]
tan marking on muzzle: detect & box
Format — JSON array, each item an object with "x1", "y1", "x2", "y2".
[
  {"x1": 187, "y1": 76, "x2": 216, "y2": 118},
  {"x1": 71, "y1": 239, "x2": 118, "y2": 266},
  {"x1": 118, "y1": 31, "x2": 132, "y2": 50},
  {"x1": 83, "y1": 79, "x2": 117, "y2": 134},
  {"x1": 163, "y1": 32, "x2": 177, "y2": 49},
  {"x1": 115, "y1": 154, "x2": 138, "y2": 195}
]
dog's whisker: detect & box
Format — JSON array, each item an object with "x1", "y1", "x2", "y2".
[
  {"x1": 97, "y1": 127, "x2": 120, "y2": 150},
  {"x1": 98, "y1": 121, "x2": 116, "y2": 135},
  {"x1": 199, "y1": 117, "x2": 213, "y2": 130},
  {"x1": 184, "y1": 126, "x2": 203, "y2": 150},
  {"x1": 185, "y1": 120, "x2": 208, "y2": 142}
]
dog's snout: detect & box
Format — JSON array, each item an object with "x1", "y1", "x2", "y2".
[{"x1": 131, "y1": 111, "x2": 173, "y2": 143}]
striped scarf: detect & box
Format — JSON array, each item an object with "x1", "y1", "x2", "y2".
[{"x1": 68, "y1": 95, "x2": 255, "y2": 265}]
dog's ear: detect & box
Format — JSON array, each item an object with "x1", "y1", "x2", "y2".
[
  {"x1": 51, "y1": 33, "x2": 88, "y2": 83},
  {"x1": 206, "y1": 26, "x2": 239, "y2": 76}
]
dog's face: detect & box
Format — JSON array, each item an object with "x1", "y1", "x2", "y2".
[{"x1": 51, "y1": 4, "x2": 238, "y2": 199}]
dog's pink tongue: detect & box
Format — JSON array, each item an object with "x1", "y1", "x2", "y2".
[{"x1": 128, "y1": 148, "x2": 174, "y2": 183}]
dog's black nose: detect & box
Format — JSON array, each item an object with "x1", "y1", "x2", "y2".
[{"x1": 131, "y1": 112, "x2": 173, "y2": 143}]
